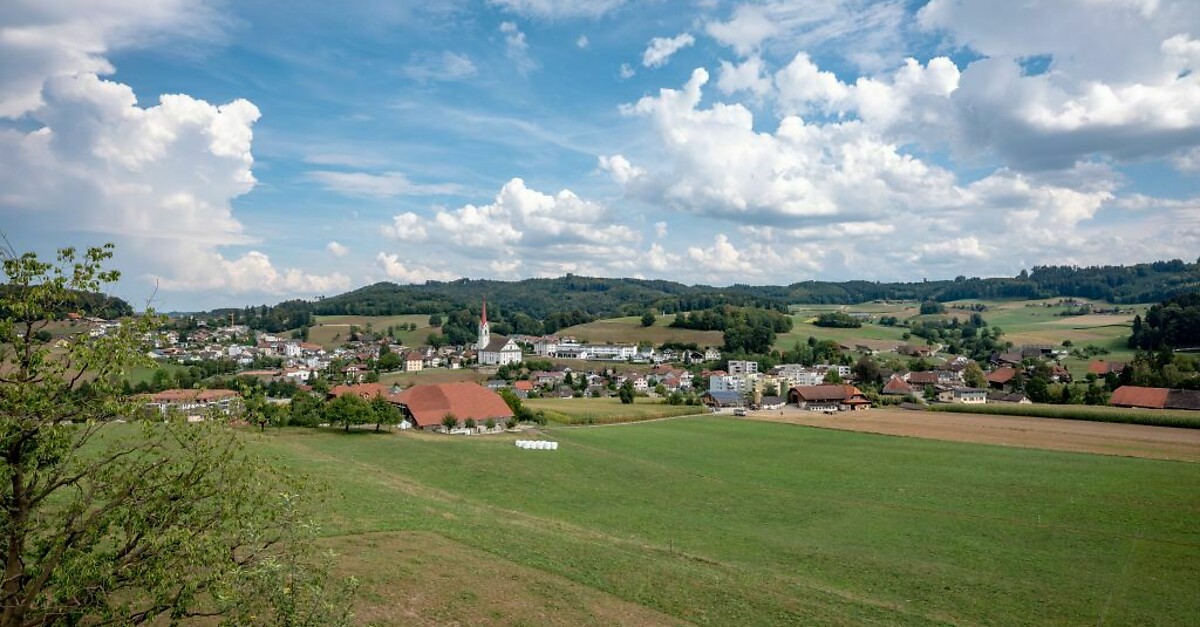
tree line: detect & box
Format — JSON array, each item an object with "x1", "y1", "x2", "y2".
[{"x1": 183, "y1": 259, "x2": 1198, "y2": 335}]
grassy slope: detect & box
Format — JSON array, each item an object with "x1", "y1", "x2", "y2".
[
  {"x1": 557, "y1": 315, "x2": 723, "y2": 347},
  {"x1": 258, "y1": 418, "x2": 1200, "y2": 626},
  {"x1": 309, "y1": 314, "x2": 438, "y2": 350}
]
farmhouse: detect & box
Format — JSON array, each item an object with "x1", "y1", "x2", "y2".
[
  {"x1": 394, "y1": 382, "x2": 515, "y2": 430},
  {"x1": 787, "y1": 385, "x2": 871, "y2": 412}
]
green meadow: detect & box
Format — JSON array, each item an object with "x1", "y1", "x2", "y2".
[
  {"x1": 523, "y1": 397, "x2": 702, "y2": 424},
  {"x1": 255, "y1": 417, "x2": 1200, "y2": 625}
]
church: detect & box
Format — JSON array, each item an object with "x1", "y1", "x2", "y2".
[{"x1": 476, "y1": 299, "x2": 523, "y2": 366}]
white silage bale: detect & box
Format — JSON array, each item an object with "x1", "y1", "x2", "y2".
[{"x1": 550, "y1": 441, "x2": 558, "y2": 450}]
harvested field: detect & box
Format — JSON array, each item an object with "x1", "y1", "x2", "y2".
[{"x1": 745, "y1": 407, "x2": 1200, "y2": 462}]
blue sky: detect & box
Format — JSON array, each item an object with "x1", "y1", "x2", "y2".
[{"x1": 2, "y1": 0, "x2": 1198, "y2": 310}]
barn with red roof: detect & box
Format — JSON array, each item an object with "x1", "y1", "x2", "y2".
[{"x1": 394, "y1": 382, "x2": 515, "y2": 430}]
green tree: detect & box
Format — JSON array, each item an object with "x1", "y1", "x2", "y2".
[
  {"x1": 429, "y1": 313, "x2": 443, "y2": 327},
  {"x1": 823, "y1": 369, "x2": 843, "y2": 384},
  {"x1": 324, "y1": 393, "x2": 372, "y2": 432},
  {"x1": 290, "y1": 390, "x2": 324, "y2": 427},
  {"x1": 851, "y1": 355, "x2": 881, "y2": 385},
  {"x1": 378, "y1": 351, "x2": 402, "y2": 371},
  {"x1": 618, "y1": 381, "x2": 635, "y2": 404},
  {"x1": 441, "y1": 413, "x2": 459, "y2": 430},
  {"x1": 962, "y1": 361, "x2": 987, "y2": 388},
  {"x1": 369, "y1": 394, "x2": 399, "y2": 432},
  {"x1": 641, "y1": 310, "x2": 657, "y2": 327},
  {"x1": 0, "y1": 243, "x2": 354, "y2": 626},
  {"x1": 465, "y1": 418, "x2": 477, "y2": 429}
]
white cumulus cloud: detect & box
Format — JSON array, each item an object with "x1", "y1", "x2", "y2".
[{"x1": 642, "y1": 33, "x2": 695, "y2": 68}]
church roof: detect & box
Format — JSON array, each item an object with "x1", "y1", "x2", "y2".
[{"x1": 482, "y1": 335, "x2": 517, "y2": 353}]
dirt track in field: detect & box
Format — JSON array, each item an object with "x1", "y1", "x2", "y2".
[{"x1": 745, "y1": 407, "x2": 1200, "y2": 462}]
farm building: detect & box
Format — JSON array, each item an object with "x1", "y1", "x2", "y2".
[
  {"x1": 701, "y1": 390, "x2": 745, "y2": 409},
  {"x1": 1110, "y1": 386, "x2": 1200, "y2": 411},
  {"x1": 394, "y1": 382, "x2": 515, "y2": 430},
  {"x1": 787, "y1": 385, "x2": 871, "y2": 412}
]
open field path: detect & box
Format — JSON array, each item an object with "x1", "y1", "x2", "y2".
[{"x1": 746, "y1": 407, "x2": 1200, "y2": 462}]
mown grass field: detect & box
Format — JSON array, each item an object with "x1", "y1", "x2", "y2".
[
  {"x1": 377, "y1": 368, "x2": 483, "y2": 387},
  {"x1": 557, "y1": 315, "x2": 723, "y2": 347},
  {"x1": 255, "y1": 417, "x2": 1200, "y2": 625},
  {"x1": 523, "y1": 397, "x2": 702, "y2": 424},
  {"x1": 309, "y1": 314, "x2": 438, "y2": 349}
]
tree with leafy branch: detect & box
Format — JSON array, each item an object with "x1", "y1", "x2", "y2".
[
  {"x1": 0, "y1": 243, "x2": 355, "y2": 626},
  {"x1": 441, "y1": 413, "x2": 459, "y2": 430}
]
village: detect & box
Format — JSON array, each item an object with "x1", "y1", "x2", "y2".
[{"x1": 63, "y1": 297, "x2": 1192, "y2": 435}]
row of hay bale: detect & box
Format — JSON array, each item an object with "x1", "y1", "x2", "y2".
[{"x1": 515, "y1": 440, "x2": 558, "y2": 450}]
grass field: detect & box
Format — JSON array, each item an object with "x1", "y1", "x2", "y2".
[
  {"x1": 256, "y1": 418, "x2": 1200, "y2": 625},
  {"x1": 523, "y1": 397, "x2": 702, "y2": 425},
  {"x1": 557, "y1": 315, "x2": 723, "y2": 347},
  {"x1": 377, "y1": 368, "x2": 483, "y2": 387},
  {"x1": 309, "y1": 315, "x2": 438, "y2": 350}
]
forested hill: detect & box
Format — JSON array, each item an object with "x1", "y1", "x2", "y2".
[{"x1": 212, "y1": 259, "x2": 1199, "y2": 329}]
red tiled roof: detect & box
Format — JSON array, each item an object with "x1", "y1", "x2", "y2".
[
  {"x1": 907, "y1": 371, "x2": 938, "y2": 385},
  {"x1": 513, "y1": 380, "x2": 535, "y2": 391},
  {"x1": 328, "y1": 383, "x2": 390, "y2": 400},
  {"x1": 986, "y1": 367, "x2": 1016, "y2": 384},
  {"x1": 1088, "y1": 360, "x2": 1127, "y2": 376},
  {"x1": 789, "y1": 384, "x2": 865, "y2": 402},
  {"x1": 395, "y1": 382, "x2": 514, "y2": 428},
  {"x1": 882, "y1": 376, "x2": 914, "y2": 394},
  {"x1": 1110, "y1": 386, "x2": 1169, "y2": 409}
]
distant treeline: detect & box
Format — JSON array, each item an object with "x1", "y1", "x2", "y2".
[{"x1": 190, "y1": 259, "x2": 1199, "y2": 331}]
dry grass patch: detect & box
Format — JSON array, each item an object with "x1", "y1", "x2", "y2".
[{"x1": 323, "y1": 531, "x2": 688, "y2": 626}]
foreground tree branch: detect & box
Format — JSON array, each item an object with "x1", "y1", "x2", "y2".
[{"x1": 0, "y1": 244, "x2": 356, "y2": 626}]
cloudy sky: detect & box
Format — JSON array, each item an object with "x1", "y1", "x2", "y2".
[{"x1": 2, "y1": 0, "x2": 1198, "y2": 310}]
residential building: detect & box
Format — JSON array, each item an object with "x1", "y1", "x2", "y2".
[{"x1": 728, "y1": 360, "x2": 759, "y2": 375}]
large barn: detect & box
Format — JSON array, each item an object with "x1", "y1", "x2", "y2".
[
  {"x1": 787, "y1": 385, "x2": 871, "y2": 412},
  {"x1": 394, "y1": 382, "x2": 515, "y2": 430}
]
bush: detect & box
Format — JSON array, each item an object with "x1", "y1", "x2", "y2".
[{"x1": 465, "y1": 418, "x2": 477, "y2": 429}]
